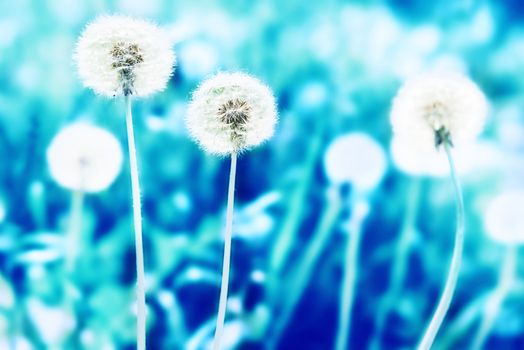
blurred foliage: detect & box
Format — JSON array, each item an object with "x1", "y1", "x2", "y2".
[{"x1": 0, "y1": 0, "x2": 524, "y2": 349}]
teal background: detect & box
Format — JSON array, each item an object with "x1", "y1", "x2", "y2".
[{"x1": 0, "y1": 0, "x2": 524, "y2": 349}]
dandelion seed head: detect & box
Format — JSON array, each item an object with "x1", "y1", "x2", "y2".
[
  {"x1": 390, "y1": 136, "x2": 449, "y2": 177},
  {"x1": 186, "y1": 72, "x2": 277, "y2": 155},
  {"x1": 74, "y1": 15, "x2": 175, "y2": 97},
  {"x1": 47, "y1": 123, "x2": 123, "y2": 193},
  {"x1": 390, "y1": 73, "x2": 488, "y2": 152},
  {"x1": 323, "y1": 133, "x2": 387, "y2": 191},
  {"x1": 484, "y1": 190, "x2": 524, "y2": 245}
]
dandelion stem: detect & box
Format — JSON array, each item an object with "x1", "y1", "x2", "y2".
[
  {"x1": 7, "y1": 269, "x2": 19, "y2": 350},
  {"x1": 471, "y1": 246, "x2": 517, "y2": 349},
  {"x1": 417, "y1": 142, "x2": 464, "y2": 350},
  {"x1": 125, "y1": 94, "x2": 146, "y2": 350},
  {"x1": 64, "y1": 189, "x2": 84, "y2": 348},
  {"x1": 66, "y1": 190, "x2": 84, "y2": 273},
  {"x1": 212, "y1": 152, "x2": 237, "y2": 350},
  {"x1": 335, "y1": 197, "x2": 368, "y2": 350}
]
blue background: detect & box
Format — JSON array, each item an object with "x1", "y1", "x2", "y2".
[{"x1": 0, "y1": 0, "x2": 523, "y2": 349}]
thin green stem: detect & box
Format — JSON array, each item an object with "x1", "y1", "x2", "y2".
[
  {"x1": 270, "y1": 132, "x2": 323, "y2": 275},
  {"x1": 370, "y1": 180, "x2": 421, "y2": 350},
  {"x1": 269, "y1": 188, "x2": 342, "y2": 348},
  {"x1": 125, "y1": 95, "x2": 146, "y2": 350},
  {"x1": 471, "y1": 246, "x2": 517, "y2": 349},
  {"x1": 6, "y1": 274, "x2": 17, "y2": 350},
  {"x1": 417, "y1": 142, "x2": 464, "y2": 350},
  {"x1": 212, "y1": 152, "x2": 237, "y2": 350},
  {"x1": 66, "y1": 190, "x2": 84, "y2": 273},
  {"x1": 64, "y1": 190, "x2": 84, "y2": 348},
  {"x1": 438, "y1": 247, "x2": 517, "y2": 349},
  {"x1": 435, "y1": 292, "x2": 489, "y2": 349},
  {"x1": 335, "y1": 198, "x2": 368, "y2": 350}
]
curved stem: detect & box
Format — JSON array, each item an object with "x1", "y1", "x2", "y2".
[
  {"x1": 335, "y1": 198, "x2": 368, "y2": 350},
  {"x1": 212, "y1": 152, "x2": 237, "y2": 350},
  {"x1": 471, "y1": 246, "x2": 517, "y2": 349},
  {"x1": 269, "y1": 188, "x2": 342, "y2": 348},
  {"x1": 125, "y1": 95, "x2": 146, "y2": 350},
  {"x1": 417, "y1": 143, "x2": 464, "y2": 350}
]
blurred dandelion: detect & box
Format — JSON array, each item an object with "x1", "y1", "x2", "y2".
[
  {"x1": 324, "y1": 133, "x2": 387, "y2": 191},
  {"x1": 469, "y1": 189, "x2": 524, "y2": 349},
  {"x1": 391, "y1": 73, "x2": 487, "y2": 153},
  {"x1": 484, "y1": 190, "x2": 524, "y2": 245},
  {"x1": 186, "y1": 71, "x2": 277, "y2": 350},
  {"x1": 381, "y1": 137, "x2": 499, "y2": 350},
  {"x1": 47, "y1": 122, "x2": 122, "y2": 270},
  {"x1": 390, "y1": 136, "x2": 450, "y2": 177},
  {"x1": 47, "y1": 123, "x2": 123, "y2": 194},
  {"x1": 46, "y1": 123, "x2": 122, "y2": 348},
  {"x1": 325, "y1": 133, "x2": 386, "y2": 350},
  {"x1": 271, "y1": 133, "x2": 386, "y2": 349},
  {"x1": 391, "y1": 72, "x2": 488, "y2": 350},
  {"x1": 74, "y1": 14, "x2": 175, "y2": 350},
  {"x1": 439, "y1": 190, "x2": 524, "y2": 348}
]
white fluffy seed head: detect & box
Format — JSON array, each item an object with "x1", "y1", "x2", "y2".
[
  {"x1": 484, "y1": 190, "x2": 524, "y2": 245},
  {"x1": 390, "y1": 136, "x2": 449, "y2": 177},
  {"x1": 47, "y1": 123, "x2": 123, "y2": 193},
  {"x1": 186, "y1": 72, "x2": 277, "y2": 155},
  {"x1": 323, "y1": 133, "x2": 387, "y2": 191},
  {"x1": 74, "y1": 15, "x2": 175, "y2": 98},
  {"x1": 390, "y1": 73, "x2": 488, "y2": 152}
]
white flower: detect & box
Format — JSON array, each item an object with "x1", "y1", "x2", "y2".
[
  {"x1": 484, "y1": 190, "x2": 524, "y2": 245},
  {"x1": 323, "y1": 133, "x2": 387, "y2": 191},
  {"x1": 186, "y1": 72, "x2": 277, "y2": 155},
  {"x1": 390, "y1": 136, "x2": 450, "y2": 177},
  {"x1": 74, "y1": 15, "x2": 175, "y2": 97},
  {"x1": 27, "y1": 297, "x2": 75, "y2": 345},
  {"x1": 47, "y1": 123, "x2": 123, "y2": 193},
  {"x1": 391, "y1": 137, "x2": 507, "y2": 178},
  {"x1": 390, "y1": 73, "x2": 488, "y2": 152}
]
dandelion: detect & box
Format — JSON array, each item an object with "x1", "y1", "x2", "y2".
[
  {"x1": 47, "y1": 123, "x2": 123, "y2": 341},
  {"x1": 390, "y1": 73, "x2": 488, "y2": 350},
  {"x1": 47, "y1": 122, "x2": 123, "y2": 264},
  {"x1": 390, "y1": 136, "x2": 496, "y2": 178},
  {"x1": 74, "y1": 15, "x2": 175, "y2": 350},
  {"x1": 391, "y1": 73, "x2": 487, "y2": 153},
  {"x1": 484, "y1": 190, "x2": 524, "y2": 245},
  {"x1": 324, "y1": 133, "x2": 387, "y2": 191},
  {"x1": 47, "y1": 122, "x2": 123, "y2": 270},
  {"x1": 270, "y1": 133, "x2": 386, "y2": 349},
  {"x1": 186, "y1": 72, "x2": 277, "y2": 350},
  {"x1": 186, "y1": 72, "x2": 277, "y2": 155},
  {"x1": 47, "y1": 123, "x2": 123, "y2": 194},
  {"x1": 390, "y1": 136, "x2": 450, "y2": 177},
  {"x1": 325, "y1": 133, "x2": 385, "y2": 350},
  {"x1": 75, "y1": 15, "x2": 175, "y2": 97}
]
